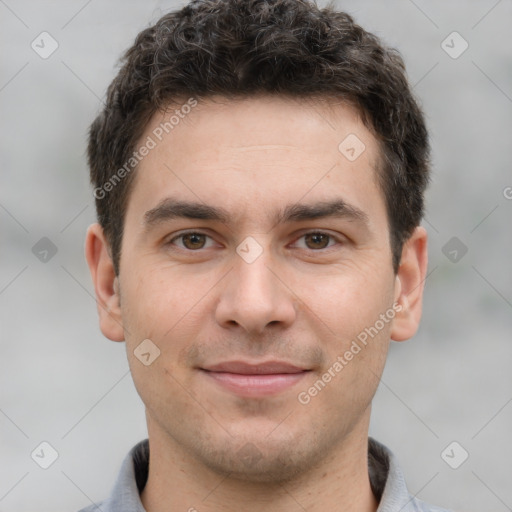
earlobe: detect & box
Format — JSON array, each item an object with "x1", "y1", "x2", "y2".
[
  {"x1": 390, "y1": 226, "x2": 428, "y2": 342},
  {"x1": 85, "y1": 223, "x2": 125, "y2": 342}
]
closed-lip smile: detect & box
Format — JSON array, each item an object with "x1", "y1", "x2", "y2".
[{"x1": 200, "y1": 360, "x2": 310, "y2": 397}]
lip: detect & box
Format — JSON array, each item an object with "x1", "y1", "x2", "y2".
[
  {"x1": 200, "y1": 360, "x2": 310, "y2": 397},
  {"x1": 203, "y1": 360, "x2": 307, "y2": 374}
]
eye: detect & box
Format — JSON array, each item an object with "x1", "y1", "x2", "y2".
[
  {"x1": 168, "y1": 232, "x2": 215, "y2": 250},
  {"x1": 292, "y1": 231, "x2": 340, "y2": 250}
]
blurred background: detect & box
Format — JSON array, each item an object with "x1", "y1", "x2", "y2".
[{"x1": 1, "y1": 1, "x2": 511, "y2": 510}]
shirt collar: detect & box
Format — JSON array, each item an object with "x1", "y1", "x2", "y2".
[{"x1": 85, "y1": 437, "x2": 448, "y2": 512}]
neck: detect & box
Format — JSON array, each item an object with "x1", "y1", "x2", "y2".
[{"x1": 141, "y1": 415, "x2": 378, "y2": 512}]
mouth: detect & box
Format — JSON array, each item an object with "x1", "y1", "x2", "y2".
[{"x1": 199, "y1": 361, "x2": 311, "y2": 397}]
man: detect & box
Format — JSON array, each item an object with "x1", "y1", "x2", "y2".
[{"x1": 82, "y1": 0, "x2": 450, "y2": 510}]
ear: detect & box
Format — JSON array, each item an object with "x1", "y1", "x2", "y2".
[
  {"x1": 390, "y1": 226, "x2": 428, "y2": 342},
  {"x1": 85, "y1": 223, "x2": 125, "y2": 342}
]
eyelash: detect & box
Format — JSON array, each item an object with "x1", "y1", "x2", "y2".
[{"x1": 166, "y1": 230, "x2": 344, "y2": 252}]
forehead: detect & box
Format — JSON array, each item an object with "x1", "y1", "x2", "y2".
[
  {"x1": 125, "y1": 95, "x2": 386, "y2": 230},
  {"x1": 146, "y1": 94, "x2": 376, "y2": 158}
]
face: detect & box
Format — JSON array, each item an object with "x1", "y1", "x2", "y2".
[{"x1": 87, "y1": 95, "x2": 427, "y2": 483}]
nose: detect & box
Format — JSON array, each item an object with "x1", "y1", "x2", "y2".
[{"x1": 214, "y1": 245, "x2": 297, "y2": 335}]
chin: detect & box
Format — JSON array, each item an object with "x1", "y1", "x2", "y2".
[
  {"x1": 195, "y1": 433, "x2": 326, "y2": 484},
  {"x1": 203, "y1": 449, "x2": 308, "y2": 484}
]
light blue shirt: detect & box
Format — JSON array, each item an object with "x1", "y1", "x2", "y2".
[{"x1": 77, "y1": 438, "x2": 452, "y2": 511}]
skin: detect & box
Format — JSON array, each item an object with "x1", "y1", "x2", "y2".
[{"x1": 86, "y1": 95, "x2": 428, "y2": 512}]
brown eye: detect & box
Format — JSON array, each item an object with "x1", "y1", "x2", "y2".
[
  {"x1": 178, "y1": 233, "x2": 208, "y2": 250},
  {"x1": 303, "y1": 232, "x2": 331, "y2": 249}
]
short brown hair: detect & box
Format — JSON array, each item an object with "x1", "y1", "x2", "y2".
[{"x1": 88, "y1": 0, "x2": 430, "y2": 274}]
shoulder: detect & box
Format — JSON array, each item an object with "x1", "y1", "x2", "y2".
[
  {"x1": 369, "y1": 438, "x2": 454, "y2": 512},
  {"x1": 74, "y1": 439, "x2": 149, "y2": 512}
]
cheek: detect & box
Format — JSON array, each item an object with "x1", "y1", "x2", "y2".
[
  {"x1": 123, "y1": 263, "x2": 201, "y2": 325},
  {"x1": 120, "y1": 265, "x2": 218, "y2": 374},
  {"x1": 301, "y1": 264, "x2": 394, "y2": 342},
  {"x1": 305, "y1": 280, "x2": 392, "y2": 411},
  {"x1": 120, "y1": 275, "x2": 204, "y2": 412},
  {"x1": 299, "y1": 266, "x2": 394, "y2": 408}
]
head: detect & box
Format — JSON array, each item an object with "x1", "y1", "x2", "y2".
[{"x1": 86, "y1": 0, "x2": 429, "y2": 483}]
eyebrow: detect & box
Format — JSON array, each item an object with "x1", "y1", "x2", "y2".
[
  {"x1": 143, "y1": 197, "x2": 370, "y2": 230},
  {"x1": 275, "y1": 200, "x2": 369, "y2": 225},
  {"x1": 144, "y1": 199, "x2": 231, "y2": 228}
]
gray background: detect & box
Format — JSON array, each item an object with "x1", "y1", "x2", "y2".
[{"x1": 1, "y1": 0, "x2": 511, "y2": 511}]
